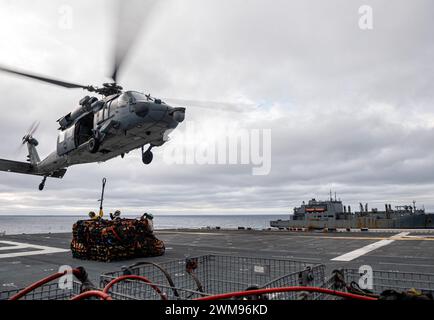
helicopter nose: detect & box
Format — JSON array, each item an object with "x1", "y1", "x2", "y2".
[{"x1": 171, "y1": 107, "x2": 186, "y2": 123}]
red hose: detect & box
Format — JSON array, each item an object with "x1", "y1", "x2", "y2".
[
  {"x1": 9, "y1": 268, "x2": 82, "y2": 301},
  {"x1": 194, "y1": 286, "x2": 378, "y2": 301},
  {"x1": 103, "y1": 275, "x2": 167, "y2": 300},
  {"x1": 70, "y1": 290, "x2": 112, "y2": 301},
  {"x1": 10, "y1": 271, "x2": 376, "y2": 301}
]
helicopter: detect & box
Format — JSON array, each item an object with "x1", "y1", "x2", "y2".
[{"x1": 0, "y1": 2, "x2": 186, "y2": 191}]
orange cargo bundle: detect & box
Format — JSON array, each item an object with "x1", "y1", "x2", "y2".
[{"x1": 71, "y1": 216, "x2": 165, "y2": 262}]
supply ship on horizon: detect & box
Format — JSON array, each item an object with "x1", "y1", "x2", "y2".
[{"x1": 270, "y1": 195, "x2": 434, "y2": 230}]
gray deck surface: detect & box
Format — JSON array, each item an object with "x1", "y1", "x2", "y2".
[{"x1": 1, "y1": 229, "x2": 434, "y2": 290}]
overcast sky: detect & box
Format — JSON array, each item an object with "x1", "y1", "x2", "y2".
[{"x1": 0, "y1": 0, "x2": 433, "y2": 216}]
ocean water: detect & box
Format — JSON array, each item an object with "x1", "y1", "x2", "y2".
[{"x1": 0, "y1": 215, "x2": 288, "y2": 235}]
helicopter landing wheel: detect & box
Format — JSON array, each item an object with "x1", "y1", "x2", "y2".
[
  {"x1": 88, "y1": 137, "x2": 100, "y2": 154},
  {"x1": 142, "y1": 150, "x2": 153, "y2": 165},
  {"x1": 39, "y1": 176, "x2": 47, "y2": 191}
]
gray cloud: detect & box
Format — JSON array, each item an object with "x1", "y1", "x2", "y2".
[{"x1": 0, "y1": 0, "x2": 434, "y2": 216}]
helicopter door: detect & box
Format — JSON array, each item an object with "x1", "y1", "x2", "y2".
[
  {"x1": 94, "y1": 100, "x2": 114, "y2": 127},
  {"x1": 95, "y1": 102, "x2": 108, "y2": 125},
  {"x1": 95, "y1": 108, "x2": 104, "y2": 125},
  {"x1": 57, "y1": 125, "x2": 77, "y2": 156},
  {"x1": 75, "y1": 113, "x2": 94, "y2": 146}
]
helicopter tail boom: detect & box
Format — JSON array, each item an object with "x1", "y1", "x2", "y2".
[
  {"x1": 0, "y1": 159, "x2": 67, "y2": 179},
  {"x1": 25, "y1": 139, "x2": 41, "y2": 165}
]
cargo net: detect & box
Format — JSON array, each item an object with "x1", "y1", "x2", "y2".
[
  {"x1": 100, "y1": 255, "x2": 326, "y2": 300},
  {"x1": 0, "y1": 267, "x2": 112, "y2": 301},
  {"x1": 0, "y1": 282, "x2": 82, "y2": 301},
  {"x1": 71, "y1": 217, "x2": 165, "y2": 262},
  {"x1": 3, "y1": 261, "x2": 434, "y2": 300},
  {"x1": 315, "y1": 269, "x2": 434, "y2": 300}
]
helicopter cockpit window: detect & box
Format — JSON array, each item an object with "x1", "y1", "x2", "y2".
[
  {"x1": 129, "y1": 91, "x2": 149, "y2": 102},
  {"x1": 58, "y1": 131, "x2": 66, "y2": 143},
  {"x1": 118, "y1": 93, "x2": 130, "y2": 107}
]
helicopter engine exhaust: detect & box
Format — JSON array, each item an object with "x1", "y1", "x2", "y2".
[{"x1": 57, "y1": 96, "x2": 101, "y2": 130}]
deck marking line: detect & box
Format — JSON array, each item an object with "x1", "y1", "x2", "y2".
[
  {"x1": 331, "y1": 232, "x2": 409, "y2": 262},
  {"x1": 0, "y1": 244, "x2": 29, "y2": 251},
  {"x1": 0, "y1": 240, "x2": 69, "y2": 259}
]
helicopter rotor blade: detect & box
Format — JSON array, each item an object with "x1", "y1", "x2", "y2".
[
  {"x1": 16, "y1": 142, "x2": 26, "y2": 154},
  {"x1": 25, "y1": 121, "x2": 39, "y2": 137},
  {"x1": 162, "y1": 98, "x2": 259, "y2": 113},
  {"x1": 16, "y1": 121, "x2": 40, "y2": 155},
  {"x1": 0, "y1": 65, "x2": 90, "y2": 90},
  {"x1": 29, "y1": 121, "x2": 40, "y2": 137},
  {"x1": 111, "y1": 0, "x2": 158, "y2": 83},
  {"x1": 22, "y1": 121, "x2": 40, "y2": 143}
]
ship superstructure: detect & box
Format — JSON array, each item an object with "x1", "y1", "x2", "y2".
[{"x1": 271, "y1": 195, "x2": 434, "y2": 230}]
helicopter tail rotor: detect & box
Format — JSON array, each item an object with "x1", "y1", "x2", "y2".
[
  {"x1": 21, "y1": 121, "x2": 40, "y2": 146},
  {"x1": 16, "y1": 121, "x2": 40, "y2": 160}
]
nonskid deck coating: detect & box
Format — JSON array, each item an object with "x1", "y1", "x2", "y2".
[{"x1": 1, "y1": 229, "x2": 434, "y2": 290}]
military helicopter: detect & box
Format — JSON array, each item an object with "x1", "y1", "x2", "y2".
[{"x1": 0, "y1": 1, "x2": 186, "y2": 191}]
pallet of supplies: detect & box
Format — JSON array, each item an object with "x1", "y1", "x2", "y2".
[{"x1": 71, "y1": 215, "x2": 165, "y2": 262}]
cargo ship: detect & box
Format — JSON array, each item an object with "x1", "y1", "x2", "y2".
[{"x1": 270, "y1": 195, "x2": 434, "y2": 230}]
